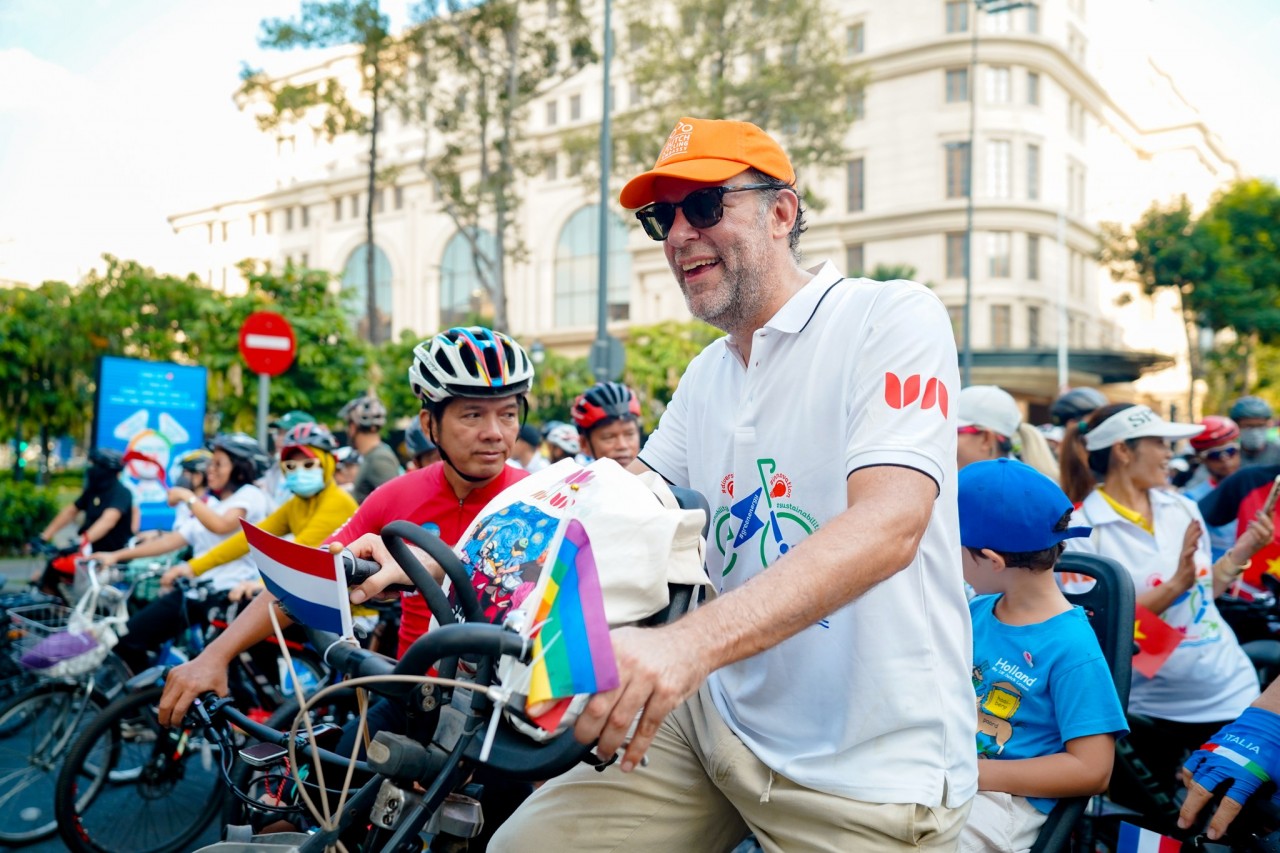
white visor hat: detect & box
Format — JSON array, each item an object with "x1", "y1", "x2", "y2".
[{"x1": 1082, "y1": 405, "x2": 1205, "y2": 451}]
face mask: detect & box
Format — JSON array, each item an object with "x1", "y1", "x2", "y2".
[
  {"x1": 285, "y1": 468, "x2": 325, "y2": 497},
  {"x1": 1240, "y1": 427, "x2": 1269, "y2": 453}
]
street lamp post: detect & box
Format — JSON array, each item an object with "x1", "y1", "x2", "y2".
[
  {"x1": 593, "y1": 0, "x2": 615, "y2": 383},
  {"x1": 962, "y1": 0, "x2": 1035, "y2": 388}
]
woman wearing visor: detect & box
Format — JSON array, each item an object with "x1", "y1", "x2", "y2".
[{"x1": 1059, "y1": 403, "x2": 1273, "y2": 823}]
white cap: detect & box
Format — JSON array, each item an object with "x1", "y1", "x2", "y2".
[
  {"x1": 957, "y1": 386, "x2": 1022, "y2": 439},
  {"x1": 1037, "y1": 424, "x2": 1065, "y2": 443},
  {"x1": 1082, "y1": 405, "x2": 1204, "y2": 451}
]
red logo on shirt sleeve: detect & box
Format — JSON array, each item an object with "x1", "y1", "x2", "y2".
[{"x1": 885, "y1": 373, "x2": 948, "y2": 417}]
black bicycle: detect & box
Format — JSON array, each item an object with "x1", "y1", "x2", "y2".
[{"x1": 56, "y1": 516, "x2": 697, "y2": 853}]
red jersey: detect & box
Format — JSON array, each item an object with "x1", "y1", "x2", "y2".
[{"x1": 325, "y1": 462, "x2": 528, "y2": 652}]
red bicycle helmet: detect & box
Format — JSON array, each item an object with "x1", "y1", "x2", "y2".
[
  {"x1": 571, "y1": 382, "x2": 641, "y2": 432},
  {"x1": 1190, "y1": 416, "x2": 1240, "y2": 452}
]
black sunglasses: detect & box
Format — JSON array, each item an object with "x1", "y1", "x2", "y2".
[{"x1": 635, "y1": 183, "x2": 779, "y2": 242}]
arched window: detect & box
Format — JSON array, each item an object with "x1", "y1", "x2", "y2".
[
  {"x1": 440, "y1": 229, "x2": 497, "y2": 329},
  {"x1": 554, "y1": 205, "x2": 630, "y2": 327},
  {"x1": 342, "y1": 243, "x2": 393, "y2": 341}
]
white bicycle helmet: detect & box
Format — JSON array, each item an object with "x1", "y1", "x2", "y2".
[
  {"x1": 340, "y1": 394, "x2": 388, "y2": 429},
  {"x1": 409, "y1": 327, "x2": 534, "y2": 404},
  {"x1": 545, "y1": 424, "x2": 580, "y2": 455}
]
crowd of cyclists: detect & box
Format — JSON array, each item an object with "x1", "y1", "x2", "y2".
[{"x1": 12, "y1": 115, "x2": 1280, "y2": 852}]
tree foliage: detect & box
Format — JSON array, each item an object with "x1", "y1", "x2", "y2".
[
  {"x1": 240, "y1": 0, "x2": 403, "y2": 344},
  {"x1": 1100, "y1": 179, "x2": 1280, "y2": 412},
  {"x1": 391, "y1": 0, "x2": 596, "y2": 334},
  {"x1": 623, "y1": 320, "x2": 722, "y2": 431},
  {"x1": 0, "y1": 258, "x2": 380, "y2": 460},
  {"x1": 599, "y1": 0, "x2": 862, "y2": 203}
]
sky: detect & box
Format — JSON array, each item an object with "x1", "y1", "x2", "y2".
[{"x1": 0, "y1": 0, "x2": 1277, "y2": 287}]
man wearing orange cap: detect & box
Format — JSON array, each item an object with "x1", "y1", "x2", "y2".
[{"x1": 492, "y1": 118, "x2": 976, "y2": 851}]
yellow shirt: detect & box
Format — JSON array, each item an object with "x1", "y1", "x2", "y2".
[
  {"x1": 1096, "y1": 486, "x2": 1154, "y2": 535},
  {"x1": 189, "y1": 482, "x2": 358, "y2": 574}
]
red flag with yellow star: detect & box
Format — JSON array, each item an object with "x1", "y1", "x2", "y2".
[
  {"x1": 1133, "y1": 604, "x2": 1183, "y2": 679},
  {"x1": 1236, "y1": 485, "x2": 1280, "y2": 589}
]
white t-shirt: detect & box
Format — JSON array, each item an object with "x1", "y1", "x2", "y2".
[
  {"x1": 180, "y1": 483, "x2": 271, "y2": 591},
  {"x1": 639, "y1": 262, "x2": 977, "y2": 808},
  {"x1": 1065, "y1": 488, "x2": 1258, "y2": 722}
]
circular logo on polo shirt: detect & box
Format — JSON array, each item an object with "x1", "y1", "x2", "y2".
[{"x1": 720, "y1": 474, "x2": 734, "y2": 497}]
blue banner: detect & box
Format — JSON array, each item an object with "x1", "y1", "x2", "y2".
[{"x1": 93, "y1": 356, "x2": 208, "y2": 533}]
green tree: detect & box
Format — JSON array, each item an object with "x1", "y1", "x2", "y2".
[
  {"x1": 0, "y1": 282, "x2": 89, "y2": 480},
  {"x1": 527, "y1": 348, "x2": 594, "y2": 426},
  {"x1": 190, "y1": 262, "x2": 374, "y2": 432},
  {"x1": 1197, "y1": 179, "x2": 1280, "y2": 395},
  {"x1": 394, "y1": 0, "x2": 596, "y2": 333},
  {"x1": 1099, "y1": 197, "x2": 1219, "y2": 416},
  {"x1": 373, "y1": 329, "x2": 428, "y2": 425},
  {"x1": 624, "y1": 320, "x2": 722, "y2": 431},
  {"x1": 240, "y1": 0, "x2": 404, "y2": 344},
  {"x1": 602, "y1": 0, "x2": 863, "y2": 200}
]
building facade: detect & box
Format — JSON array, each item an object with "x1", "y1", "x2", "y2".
[{"x1": 168, "y1": 0, "x2": 1237, "y2": 416}]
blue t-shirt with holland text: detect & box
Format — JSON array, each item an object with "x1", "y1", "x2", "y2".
[{"x1": 970, "y1": 594, "x2": 1129, "y2": 813}]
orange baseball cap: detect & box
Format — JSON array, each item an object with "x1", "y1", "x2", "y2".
[{"x1": 618, "y1": 117, "x2": 796, "y2": 210}]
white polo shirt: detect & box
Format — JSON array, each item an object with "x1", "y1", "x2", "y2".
[
  {"x1": 1065, "y1": 488, "x2": 1258, "y2": 722},
  {"x1": 640, "y1": 262, "x2": 977, "y2": 808}
]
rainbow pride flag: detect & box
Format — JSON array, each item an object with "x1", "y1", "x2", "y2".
[{"x1": 526, "y1": 519, "x2": 618, "y2": 706}]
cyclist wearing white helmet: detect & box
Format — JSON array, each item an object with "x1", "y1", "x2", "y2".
[
  {"x1": 158, "y1": 329, "x2": 534, "y2": 722},
  {"x1": 157, "y1": 327, "x2": 538, "y2": 850},
  {"x1": 544, "y1": 422, "x2": 582, "y2": 464},
  {"x1": 339, "y1": 393, "x2": 400, "y2": 503}
]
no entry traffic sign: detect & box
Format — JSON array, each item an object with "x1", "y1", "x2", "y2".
[{"x1": 238, "y1": 312, "x2": 296, "y2": 377}]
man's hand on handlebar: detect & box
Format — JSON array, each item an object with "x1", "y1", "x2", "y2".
[
  {"x1": 161, "y1": 562, "x2": 194, "y2": 591},
  {"x1": 573, "y1": 624, "x2": 708, "y2": 773},
  {"x1": 1180, "y1": 707, "x2": 1280, "y2": 840},
  {"x1": 331, "y1": 534, "x2": 443, "y2": 603},
  {"x1": 158, "y1": 654, "x2": 231, "y2": 727}
]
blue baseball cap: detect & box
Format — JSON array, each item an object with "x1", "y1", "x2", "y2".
[{"x1": 958, "y1": 458, "x2": 1092, "y2": 552}]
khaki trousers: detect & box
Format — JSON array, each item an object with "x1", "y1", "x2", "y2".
[{"x1": 490, "y1": 684, "x2": 972, "y2": 852}]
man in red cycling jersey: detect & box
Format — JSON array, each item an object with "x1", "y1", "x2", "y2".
[{"x1": 157, "y1": 326, "x2": 535, "y2": 727}]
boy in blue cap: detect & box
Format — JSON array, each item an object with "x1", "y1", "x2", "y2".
[{"x1": 958, "y1": 458, "x2": 1129, "y2": 853}]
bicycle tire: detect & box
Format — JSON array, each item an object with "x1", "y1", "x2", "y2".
[
  {"x1": 0, "y1": 680, "x2": 111, "y2": 844},
  {"x1": 55, "y1": 683, "x2": 228, "y2": 853}
]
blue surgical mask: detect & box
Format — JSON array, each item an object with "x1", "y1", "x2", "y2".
[{"x1": 285, "y1": 468, "x2": 325, "y2": 497}]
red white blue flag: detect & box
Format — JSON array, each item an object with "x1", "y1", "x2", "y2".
[
  {"x1": 1117, "y1": 821, "x2": 1180, "y2": 853},
  {"x1": 241, "y1": 520, "x2": 353, "y2": 639}
]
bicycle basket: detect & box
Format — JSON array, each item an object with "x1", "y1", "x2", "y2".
[{"x1": 8, "y1": 603, "x2": 111, "y2": 679}]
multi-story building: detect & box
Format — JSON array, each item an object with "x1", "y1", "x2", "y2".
[{"x1": 168, "y1": 0, "x2": 1237, "y2": 418}]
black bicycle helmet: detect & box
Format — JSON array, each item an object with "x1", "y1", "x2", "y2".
[
  {"x1": 89, "y1": 447, "x2": 125, "y2": 473},
  {"x1": 207, "y1": 432, "x2": 271, "y2": 477},
  {"x1": 1230, "y1": 396, "x2": 1274, "y2": 422},
  {"x1": 409, "y1": 327, "x2": 535, "y2": 404},
  {"x1": 572, "y1": 382, "x2": 641, "y2": 432},
  {"x1": 1051, "y1": 387, "x2": 1108, "y2": 427}
]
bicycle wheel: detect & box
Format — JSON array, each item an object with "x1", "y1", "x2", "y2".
[
  {"x1": 55, "y1": 683, "x2": 228, "y2": 853},
  {"x1": 0, "y1": 680, "x2": 110, "y2": 844}
]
